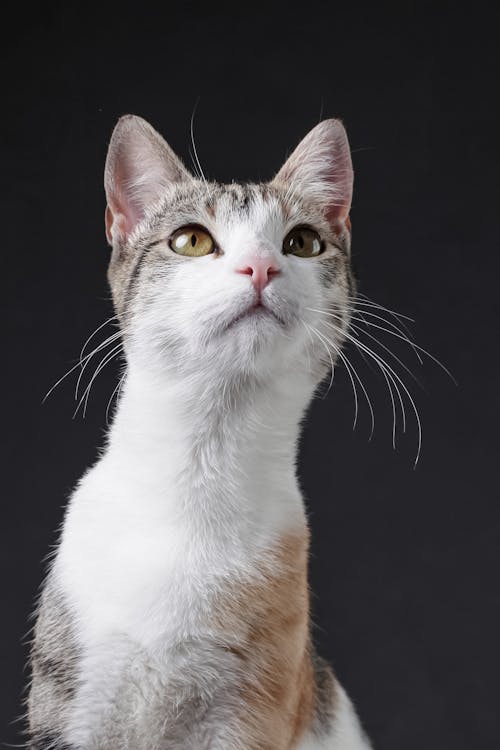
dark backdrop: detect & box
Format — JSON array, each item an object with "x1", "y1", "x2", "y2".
[{"x1": 2, "y1": 2, "x2": 499, "y2": 748}]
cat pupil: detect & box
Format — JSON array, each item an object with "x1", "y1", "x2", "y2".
[
  {"x1": 298, "y1": 235, "x2": 304, "y2": 248},
  {"x1": 191, "y1": 234, "x2": 196, "y2": 247}
]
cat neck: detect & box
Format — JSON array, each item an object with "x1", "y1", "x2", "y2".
[{"x1": 103, "y1": 362, "x2": 314, "y2": 535}]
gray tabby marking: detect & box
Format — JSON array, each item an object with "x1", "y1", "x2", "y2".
[{"x1": 28, "y1": 575, "x2": 79, "y2": 747}]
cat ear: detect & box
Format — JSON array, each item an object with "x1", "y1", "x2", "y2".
[
  {"x1": 104, "y1": 115, "x2": 192, "y2": 244},
  {"x1": 272, "y1": 119, "x2": 353, "y2": 227}
]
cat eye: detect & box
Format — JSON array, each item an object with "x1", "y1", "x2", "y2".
[
  {"x1": 169, "y1": 226, "x2": 215, "y2": 257},
  {"x1": 283, "y1": 227, "x2": 323, "y2": 258}
]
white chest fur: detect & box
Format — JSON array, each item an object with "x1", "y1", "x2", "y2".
[{"x1": 55, "y1": 366, "x2": 310, "y2": 651}]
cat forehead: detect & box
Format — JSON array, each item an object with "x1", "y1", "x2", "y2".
[
  {"x1": 206, "y1": 183, "x2": 285, "y2": 231},
  {"x1": 144, "y1": 180, "x2": 325, "y2": 238}
]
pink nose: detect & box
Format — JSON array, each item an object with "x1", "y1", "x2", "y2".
[{"x1": 236, "y1": 257, "x2": 280, "y2": 292}]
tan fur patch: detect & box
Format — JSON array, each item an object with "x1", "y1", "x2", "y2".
[{"x1": 213, "y1": 528, "x2": 321, "y2": 749}]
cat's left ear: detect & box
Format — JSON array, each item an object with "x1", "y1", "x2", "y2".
[
  {"x1": 272, "y1": 119, "x2": 353, "y2": 229},
  {"x1": 104, "y1": 115, "x2": 192, "y2": 245}
]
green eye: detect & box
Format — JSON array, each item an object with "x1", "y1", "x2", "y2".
[
  {"x1": 169, "y1": 226, "x2": 215, "y2": 257},
  {"x1": 283, "y1": 227, "x2": 323, "y2": 258}
]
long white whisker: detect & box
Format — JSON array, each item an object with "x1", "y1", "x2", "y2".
[
  {"x1": 354, "y1": 336, "x2": 409, "y2": 439},
  {"x1": 43, "y1": 331, "x2": 122, "y2": 404},
  {"x1": 80, "y1": 315, "x2": 119, "y2": 360},
  {"x1": 376, "y1": 355, "x2": 398, "y2": 448},
  {"x1": 43, "y1": 358, "x2": 90, "y2": 403},
  {"x1": 307, "y1": 322, "x2": 361, "y2": 430},
  {"x1": 354, "y1": 317, "x2": 455, "y2": 383},
  {"x1": 352, "y1": 330, "x2": 401, "y2": 445},
  {"x1": 190, "y1": 103, "x2": 206, "y2": 183},
  {"x1": 354, "y1": 292, "x2": 414, "y2": 321},
  {"x1": 350, "y1": 331, "x2": 398, "y2": 447},
  {"x1": 311, "y1": 322, "x2": 376, "y2": 438},
  {"x1": 81, "y1": 344, "x2": 123, "y2": 419},
  {"x1": 105, "y1": 371, "x2": 126, "y2": 426},
  {"x1": 350, "y1": 307, "x2": 423, "y2": 364},
  {"x1": 347, "y1": 333, "x2": 421, "y2": 464},
  {"x1": 351, "y1": 321, "x2": 423, "y2": 387},
  {"x1": 74, "y1": 343, "x2": 123, "y2": 419},
  {"x1": 352, "y1": 301, "x2": 417, "y2": 347},
  {"x1": 75, "y1": 331, "x2": 123, "y2": 400},
  {"x1": 316, "y1": 315, "x2": 408, "y2": 440},
  {"x1": 307, "y1": 306, "x2": 424, "y2": 370},
  {"x1": 303, "y1": 321, "x2": 335, "y2": 395}
]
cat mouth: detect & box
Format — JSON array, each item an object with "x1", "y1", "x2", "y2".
[{"x1": 225, "y1": 302, "x2": 285, "y2": 331}]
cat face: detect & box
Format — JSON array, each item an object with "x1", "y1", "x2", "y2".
[{"x1": 104, "y1": 116, "x2": 354, "y2": 384}]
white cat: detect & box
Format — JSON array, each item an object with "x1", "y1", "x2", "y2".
[{"x1": 28, "y1": 115, "x2": 372, "y2": 749}]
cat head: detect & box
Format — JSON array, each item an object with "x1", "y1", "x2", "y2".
[{"x1": 104, "y1": 115, "x2": 354, "y2": 387}]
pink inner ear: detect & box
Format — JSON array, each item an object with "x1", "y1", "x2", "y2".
[
  {"x1": 106, "y1": 152, "x2": 144, "y2": 243},
  {"x1": 105, "y1": 205, "x2": 114, "y2": 244},
  {"x1": 105, "y1": 200, "x2": 137, "y2": 244},
  {"x1": 107, "y1": 155, "x2": 146, "y2": 242}
]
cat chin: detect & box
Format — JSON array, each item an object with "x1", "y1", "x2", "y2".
[
  {"x1": 130, "y1": 314, "x2": 297, "y2": 379},
  {"x1": 218, "y1": 306, "x2": 292, "y2": 362},
  {"x1": 173, "y1": 317, "x2": 298, "y2": 381}
]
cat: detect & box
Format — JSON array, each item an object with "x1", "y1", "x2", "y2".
[{"x1": 28, "y1": 114, "x2": 373, "y2": 749}]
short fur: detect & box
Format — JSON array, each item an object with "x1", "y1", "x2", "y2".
[{"x1": 28, "y1": 115, "x2": 372, "y2": 749}]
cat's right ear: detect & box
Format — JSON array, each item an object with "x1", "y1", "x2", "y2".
[
  {"x1": 104, "y1": 115, "x2": 192, "y2": 245},
  {"x1": 271, "y1": 119, "x2": 353, "y2": 231}
]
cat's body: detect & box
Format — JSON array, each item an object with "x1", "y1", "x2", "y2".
[{"x1": 28, "y1": 117, "x2": 372, "y2": 749}]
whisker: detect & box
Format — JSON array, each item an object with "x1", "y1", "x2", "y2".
[
  {"x1": 43, "y1": 331, "x2": 122, "y2": 404},
  {"x1": 352, "y1": 321, "x2": 424, "y2": 387},
  {"x1": 43, "y1": 357, "x2": 90, "y2": 403},
  {"x1": 303, "y1": 321, "x2": 335, "y2": 395},
  {"x1": 354, "y1": 292, "x2": 414, "y2": 321},
  {"x1": 75, "y1": 331, "x2": 123, "y2": 400},
  {"x1": 353, "y1": 316, "x2": 456, "y2": 384},
  {"x1": 105, "y1": 371, "x2": 126, "y2": 425},
  {"x1": 79, "y1": 314, "x2": 119, "y2": 361},
  {"x1": 316, "y1": 312, "x2": 423, "y2": 390},
  {"x1": 353, "y1": 329, "x2": 404, "y2": 443},
  {"x1": 306, "y1": 322, "x2": 361, "y2": 430},
  {"x1": 74, "y1": 343, "x2": 123, "y2": 419},
  {"x1": 190, "y1": 101, "x2": 207, "y2": 183},
  {"x1": 314, "y1": 314, "x2": 408, "y2": 444},
  {"x1": 350, "y1": 307, "x2": 423, "y2": 364},
  {"x1": 310, "y1": 322, "x2": 375, "y2": 438},
  {"x1": 347, "y1": 332, "x2": 421, "y2": 465},
  {"x1": 307, "y1": 293, "x2": 452, "y2": 460},
  {"x1": 308, "y1": 305, "x2": 423, "y2": 367}
]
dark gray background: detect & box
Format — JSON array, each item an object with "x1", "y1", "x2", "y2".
[{"x1": 2, "y1": 2, "x2": 499, "y2": 748}]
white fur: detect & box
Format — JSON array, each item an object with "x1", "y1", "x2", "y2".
[{"x1": 56, "y1": 367, "x2": 310, "y2": 649}]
